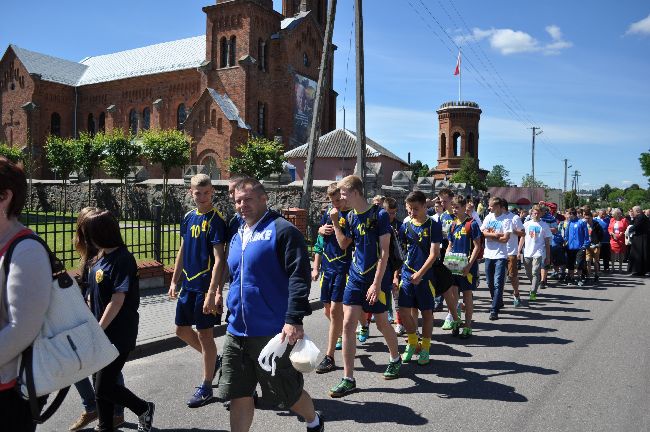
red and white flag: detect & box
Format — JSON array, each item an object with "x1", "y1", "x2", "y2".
[{"x1": 453, "y1": 51, "x2": 461, "y2": 76}]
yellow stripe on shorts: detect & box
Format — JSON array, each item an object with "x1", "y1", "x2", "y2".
[{"x1": 428, "y1": 280, "x2": 436, "y2": 297}]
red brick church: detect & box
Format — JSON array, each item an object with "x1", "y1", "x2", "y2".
[{"x1": 0, "y1": 0, "x2": 337, "y2": 178}]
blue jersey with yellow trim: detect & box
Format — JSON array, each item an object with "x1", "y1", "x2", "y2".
[
  {"x1": 398, "y1": 218, "x2": 442, "y2": 277},
  {"x1": 344, "y1": 205, "x2": 391, "y2": 284},
  {"x1": 320, "y1": 209, "x2": 352, "y2": 274},
  {"x1": 180, "y1": 208, "x2": 227, "y2": 292},
  {"x1": 448, "y1": 216, "x2": 481, "y2": 256}
]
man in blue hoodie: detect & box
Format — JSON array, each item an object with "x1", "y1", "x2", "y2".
[
  {"x1": 563, "y1": 207, "x2": 590, "y2": 286},
  {"x1": 219, "y1": 178, "x2": 323, "y2": 432}
]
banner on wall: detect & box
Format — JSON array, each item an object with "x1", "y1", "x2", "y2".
[{"x1": 290, "y1": 73, "x2": 317, "y2": 148}]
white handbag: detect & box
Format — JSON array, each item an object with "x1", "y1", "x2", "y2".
[{"x1": 3, "y1": 233, "x2": 119, "y2": 423}]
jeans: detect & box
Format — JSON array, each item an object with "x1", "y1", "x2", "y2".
[
  {"x1": 75, "y1": 373, "x2": 125, "y2": 415},
  {"x1": 485, "y1": 258, "x2": 507, "y2": 313},
  {"x1": 94, "y1": 352, "x2": 148, "y2": 431},
  {"x1": 524, "y1": 256, "x2": 543, "y2": 293}
]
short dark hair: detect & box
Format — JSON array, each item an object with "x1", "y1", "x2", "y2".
[
  {"x1": 501, "y1": 198, "x2": 509, "y2": 208},
  {"x1": 84, "y1": 210, "x2": 125, "y2": 251},
  {"x1": 383, "y1": 196, "x2": 398, "y2": 210},
  {"x1": 437, "y1": 188, "x2": 454, "y2": 198},
  {"x1": 406, "y1": 191, "x2": 426, "y2": 205},
  {"x1": 0, "y1": 157, "x2": 27, "y2": 218},
  {"x1": 234, "y1": 177, "x2": 267, "y2": 197},
  {"x1": 451, "y1": 195, "x2": 467, "y2": 207}
]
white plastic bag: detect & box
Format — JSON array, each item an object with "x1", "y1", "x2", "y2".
[
  {"x1": 289, "y1": 336, "x2": 320, "y2": 374},
  {"x1": 258, "y1": 333, "x2": 288, "y2": 376}
]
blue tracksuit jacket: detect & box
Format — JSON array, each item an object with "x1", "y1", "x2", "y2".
[
  {"x1": 563, "y1": 218, "x2": 590, "y2": 251},
  {"x1": 226, "y1": 210, "x2": 312, "y2": 337}
]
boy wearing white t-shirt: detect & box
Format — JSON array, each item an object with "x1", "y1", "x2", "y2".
[
  {"x1": 518, "y1": 205, "x2": 552, "y2": 301},
  {"x1": 480, "y1": 197, "x2": 513, "y2": 321},
  {"x1": 503, "y1": 201, "x2": 524, "y2": 307}
]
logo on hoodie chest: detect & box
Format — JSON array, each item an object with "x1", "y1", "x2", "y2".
[{"x1": 250, "y1": 230, "x2": 272, "y2": 243}]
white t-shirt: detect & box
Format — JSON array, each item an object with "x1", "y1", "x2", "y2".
[
  {"x1": 481, "y1": 212, "x2": 513, "y2": 259},
  {"x1": 523, "y1": 220, "x2": 552, "y2": 258},
  {"x1": 506, "y1": 212, "x2": 524, "y2": 256}
]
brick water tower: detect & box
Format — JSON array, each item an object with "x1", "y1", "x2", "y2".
[{"x1": 431, "y1": 101, "x2": 487, "y2": 180}]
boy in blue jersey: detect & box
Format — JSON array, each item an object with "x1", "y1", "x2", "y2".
[
  {"x1": 399, "y1": 191, "x2": 460, "y2": 365},
  {"x1": 169, "y1": 174, "x2": 227, "y2": 408},
  {"x1": 448, "y1": 195, "x2": 482, "y2": 339},
  {"x1": 328, "y1": 175, "x2": 401, "y2": 397},
  {"x1": 314, "y1": 183, "x2": 351, "y2": 374},
  {"x1": 437, "y1": 188, "x2": 460, "y2": 328}
]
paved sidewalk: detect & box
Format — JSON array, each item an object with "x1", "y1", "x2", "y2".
[{"x1": 132, "y1": 279, "x2": 324, "y2": 358}]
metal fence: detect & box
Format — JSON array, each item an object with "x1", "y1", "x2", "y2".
[{"x1": 19, "y1": 205, "x2": 183, "y2": 270}]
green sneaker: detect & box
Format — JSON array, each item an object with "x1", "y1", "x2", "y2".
[
  {"x1": 335, "y1": 337, "x2": 342, "y2": 350},
  {"x1": 529, "y1": 291, "x2": 537, "y2": 301},
  {"x1": 401, "y1": 344, "x2": 417, "y2": 362},
  {"x1": 329, "y1": 378, "x2": 356, "y2": 398},
  {"x1": 441, "y1": 317, "x2": 454, "y2": 330},
  {"x1": 459, "y1": 327, "x2": 472, "y2": 339},
  {"x1": 417, "y1": 350, "x2": 430, "y2": 366},
  {"x1": 451, "y1": 319, "x2": 463, "y2": 337},
  {"x1": 383, "y1": 358, "x2": 402, "y2": 380},
  {"x1": 358, "y1": 326, "x2": 369, "y2": 343}
]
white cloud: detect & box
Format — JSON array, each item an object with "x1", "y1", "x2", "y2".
[
  {"x1": 454, "y1": 25, "x2": 572, "y2": 55},
  {"x1": 626, "y1": 13, "x2": 650, "y2": 36}
]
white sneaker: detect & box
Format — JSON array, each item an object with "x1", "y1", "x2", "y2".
[{"x1": 394, "y1": 323, "x2": 406, "y2": 335}]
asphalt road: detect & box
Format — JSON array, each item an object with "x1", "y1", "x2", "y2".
[{"x1": 42, "y1": 272, "x2": 650, "y2": 432}]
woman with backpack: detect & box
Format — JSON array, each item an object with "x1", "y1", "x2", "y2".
[
  {"x1": 80, "y1": 209, "x2": 155, "y2": 432},
  {"x1": 0, "y1": 157, "x2": 52, "y2": 431}
]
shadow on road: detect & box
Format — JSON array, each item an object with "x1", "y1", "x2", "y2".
[{"x1": 306, "y1": 398, "x2": 428, "y2": 425}]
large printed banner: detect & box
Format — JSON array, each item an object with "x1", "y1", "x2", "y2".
[{"x1": 290, "y1": 73, "x2": 317, "y2": 148}]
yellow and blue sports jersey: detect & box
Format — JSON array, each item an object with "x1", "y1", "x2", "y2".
[
  {"x1": 439, "y1": 210, "x2": 454, "y2": 240},
  {"x1": 180, "y1": 207, "x2": 227, "y2": 293},
  {"x1": 319, "y1": 208, "x2": 352, "y2": 274},
  {"x1": 448, "y1": 216, "x2": 482, "y2": 257},
  {"x1": 398, "y1": 218, "x2": 443, "y2": 276},
  {"x1": 344, "y1": 204, "x2": 391, "y2": 284}
]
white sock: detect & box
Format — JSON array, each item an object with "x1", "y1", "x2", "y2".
[
  {"x1": 306, "y1": 414, "x2": 320, "y2": 429},
  {"x1": 390, "y1": 355, "x2": 400, "y2": 363},
  {"x1": 445, "y1": 312, "x2": 453, "y2": 320}
]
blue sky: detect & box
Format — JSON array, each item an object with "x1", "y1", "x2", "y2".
[{"x1": 2, "y1": 0, "x2": 649, "y2": 190}]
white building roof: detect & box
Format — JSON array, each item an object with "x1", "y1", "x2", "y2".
[{"x1": 9, "y1": 35, "x2": 206, "y2": 87}]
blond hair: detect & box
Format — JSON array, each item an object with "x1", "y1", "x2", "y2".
[
  {"x1": 191, "y1": 173, "x2": 212, "y2": 188},
  {"x1": 338, "y1": 175, "x2": 364, "y2": 195}
]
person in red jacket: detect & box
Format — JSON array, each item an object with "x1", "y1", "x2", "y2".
[{"x1": 608, "y1": 208, "x2": 629, "y2": 273}]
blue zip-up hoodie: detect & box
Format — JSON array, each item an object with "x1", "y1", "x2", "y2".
[
  {"x1": 564, "y1": 217, "x2": 590, "y2": 250},
  {"x1": 226, "y1": 210, "x2": 312, "y2": 337}
]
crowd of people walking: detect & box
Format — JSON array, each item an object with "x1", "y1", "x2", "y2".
[{"x1": 1, "y1": 155, "x2": 648, "y2": 431}]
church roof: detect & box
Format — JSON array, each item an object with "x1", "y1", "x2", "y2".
[
  {"x1": 284, "y1": 128, "x2": 408, "y2": 165},
  {"x1": 9, "y1": 35, "x2": 205, "y2": 87},
  {"x1": 206, "y1": 88, "x2": 249, "y2": 129},
  {"x1": 10, "y1": 45, "x2": 88, "y2": 86}
]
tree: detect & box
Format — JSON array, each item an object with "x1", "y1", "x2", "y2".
[
  {"x1": 450, "y1": 154, "x2": 486, "y2": 190},
  {"x1": 73, "y1": 132, "x2": 105, "y2": 206},
  {"x1": 485, "y1": 164, "x2": 510, "y2": 187},
  {"x1": 0, "y1": 142, "x2": 24, "y2": 163},
  {"x1": 141, "y1": 129, "x2": 191, "y2": 212},
  {"x1": 408, "y1": 160, "x2": 429, "y2": 182},
  {"x1": 521, "y1": 174, "x2": 547, "y2": 189},
  {"x1": 639, "y1": 151, "x2": 650, "y2": 179},
  {"x1": 598, "y1": 184, "x2": 612, "y2": 202},
  {"x1": 228, "y1": 136, "x2": 287, "y2": 180},
  {"x1": 564, "y1": 191, "x2": 580, "y2": 209},
  {"x1": 101, "y1": 128, "x2": 141, "y2": 211},
  {"x1": 45, "y1": 135, "x2": 77, "y2": 212}
]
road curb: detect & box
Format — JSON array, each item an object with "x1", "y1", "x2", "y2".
[{"x1": 130, "y1": 297, "x2": 324, "y2": 360}]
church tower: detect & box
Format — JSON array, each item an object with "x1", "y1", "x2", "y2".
[
  {"x1": 432, "y1": 100, "x2": 486, "y2": 180},
  {"x1": 283, "y1": 0, "x2": 327, "y2": 28}
]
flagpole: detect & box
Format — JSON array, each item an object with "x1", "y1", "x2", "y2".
[{"x1": 458, "y1": 49, "x2": 462, "y2": 102}]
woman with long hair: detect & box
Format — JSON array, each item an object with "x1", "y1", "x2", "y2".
[
  {"x1": 82, "y1": 209, "x2": 154, "y2": 432},
  {"x1": 0, "y1": 158, "x2": 52, "y2": 431}
]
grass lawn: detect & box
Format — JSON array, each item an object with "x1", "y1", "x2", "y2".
[{"x1": 21, "y1": 212, "x2": 182, "y2": 268}]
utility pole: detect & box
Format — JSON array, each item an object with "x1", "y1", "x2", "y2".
[
  {"x1": 355, "y1": 0, "x2": 367, "y2": 197},
  {"x1": 300, "y1": 0, "x2": 337, "y2": 211},
  {"x1": 563, "y1": 159, "x2": 569, "y2": 193},
  {"x1": 529, "y1": 127, "x2": 542, "y2": 186}
]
